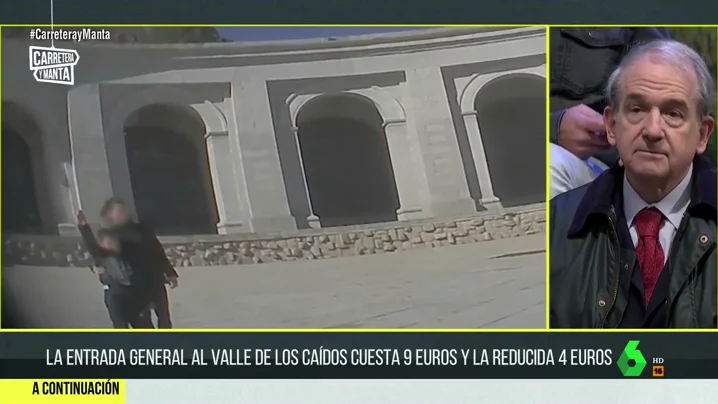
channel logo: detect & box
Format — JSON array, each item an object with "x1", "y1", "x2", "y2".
[
  {"x1": 28, "y1": 46, "x2": 79, "y2": 85},
  {"x1": 617, "y1": 340, "x2": 665, "y2": 377},
  {"x1": 617, "y1": 340, "x2": 647, "y2": 377}
]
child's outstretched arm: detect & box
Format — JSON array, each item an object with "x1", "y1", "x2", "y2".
[{"x1": 77, "y1": 211, "x2": 103, "y2": 258}]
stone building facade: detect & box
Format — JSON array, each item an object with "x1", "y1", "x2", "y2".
[{"x1": 2, "y1": 27, "x2": 546, "y2": 245}]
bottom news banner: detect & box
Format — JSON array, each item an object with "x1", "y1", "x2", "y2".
[{"x1": 0, "y1": 332, "x2": 716, "y2": 402}]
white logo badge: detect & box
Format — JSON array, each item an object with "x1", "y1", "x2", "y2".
[{"x1": 29, "y1": 46, "x2": 80, "y2": 86}]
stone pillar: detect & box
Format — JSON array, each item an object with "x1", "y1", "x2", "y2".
[
  {"x1": 66, "y1": 84, "x2": 114, "y2": 224},
  {"x1": 231, "y1": 79, "x2": 297, "y2": 233},
  {"x1": 204, "y1": 130, "x2": 247, "y2": 234},
  {"x1": 461, "y1": 111, "x2": 502, "y2": 210},
  {"x1": 56, "y1": 161, "x2": 81, "y2": 236},
  {"x1": 290, "y1": 126, "x2": 321, "y2": 229},
  {"x1": 405, "y1": 67, "x2": 477, "y2": 217},
  {"x1": 104, "y1": 128, "x2": 137, "y2": 218},
  {"x1": 382, "y1": 120, "x2": 426, "y2": 220}
]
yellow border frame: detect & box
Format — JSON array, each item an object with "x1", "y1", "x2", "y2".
[
  {"x1": 0, "y1": 24, "x2": 716, "y2": 333},
  {"x1": 545, "y1": 27, "x2": 551, "y2": 330}
]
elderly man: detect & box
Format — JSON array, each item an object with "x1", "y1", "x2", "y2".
[
  {"x1": 550, "y1": 39, "x2": 717, "y2": 328},
  {"x1": 549, "y1": 28, "x2": 671, "y2": 198}
]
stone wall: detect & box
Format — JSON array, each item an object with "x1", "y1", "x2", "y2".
[{"x1": 3, "y1": 204, "x2": 545, "y2": 268}]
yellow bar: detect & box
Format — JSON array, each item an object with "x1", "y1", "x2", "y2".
[{"x1": 0, "y1": 379, "x2": 125, "y2": 404}]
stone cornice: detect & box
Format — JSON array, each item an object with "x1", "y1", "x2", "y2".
[{"x1": 6, "y1": 27, "x2": 544, "y2": 64}]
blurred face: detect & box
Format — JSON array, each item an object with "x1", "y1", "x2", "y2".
[
  {"x1": 105, "y1": 204, "x2": 130, "y2": 226},
  {"x1": 604, "y1": 56, "x2": 713, "y2": 182},
  {"x1": 98, "y1": 236, "x2": 120, "y2": 252}
]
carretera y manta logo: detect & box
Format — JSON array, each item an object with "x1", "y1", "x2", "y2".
[{"x1": 29, "y1": 46, "x2": 80, "y2": 85}]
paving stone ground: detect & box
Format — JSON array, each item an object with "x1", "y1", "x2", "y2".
[{"x1": 2, "y1": 234, "x2": 546, "y2": 329}]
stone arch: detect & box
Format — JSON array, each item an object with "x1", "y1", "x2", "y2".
[
  {"x1": 459, "y1": 65, "x2": 546, "y2": 114},
  {"x1": 1, "y1": 101, "x2": 52, "y2": 234},
  {"x1": 293, "y1": 92, "x2": 401, "y2": 227},
  {"x1": 359, "y1": 86, "x2": 407, "y2": 123},
  {"x1": 104, "y1": 87, "x2": 203, "y2": 217},
  {"x1": 191, "y1": 100, "x2": 229, "y2": 135},
  {"x1": 106, "y1": 86, "x2": 207, "y2": 137},
  {"x1": 472, "y1": 69, "x2": 546, "y2": 207},
  {"x1": 122, "y1": 101, "x2": 220, "y2": 235},
  {"x1": 286, "y1": 86, "x2": 407, "y2": 128}
]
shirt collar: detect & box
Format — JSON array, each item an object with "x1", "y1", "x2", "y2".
[{"x1": 623, "y1": 164, "x2": 692, "y2": 229}]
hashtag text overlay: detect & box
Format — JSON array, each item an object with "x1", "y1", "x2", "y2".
[{"x1": 29, "y1": 28, "x2": 111, "y2": 42}]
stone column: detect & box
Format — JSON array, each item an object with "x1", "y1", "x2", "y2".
[
  {"x1": 405, "y1": 67, "x2": 477, "y2": 217},
  {"x1": 56, "y1": 162, "x2": 81, "y2": 236},
  {"x1": 104, "y1": 128, "x2": 137, "y2": 217},
  {"x1": 204, "y1": 130, "x2": 248, "y2": 234},
  {"x1": 66, "y1": 84, "x2": 115, "y2": 224},
  {"x1": 47, "y1": 147, "x2": 80, "y2": 236},
  {"x1": 461, "y1": 111, "x2": 502, "y2": 210},
  {"x1": 382, "y1": 120, "x2": 425, "y2": 220},
  {"x1": 290, "y1": 126, "x2": 321, "y2": 229},
  {"x1": 230, "y1": 79, "x2": 297, "y2": 233}
]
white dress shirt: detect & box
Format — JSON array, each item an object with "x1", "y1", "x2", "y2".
[{"x1": 623, "y1": 164, "x2": 692, "y2": 265}]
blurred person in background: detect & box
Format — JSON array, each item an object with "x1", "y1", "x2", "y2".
[
  {"x1": 550, "y1": 39, "x2": 717, "y2": 328},
  {"x1": 550, "y1": 27, "x2": 671, "y2": 198},
  {"x1": 99, "y1": 197, "x2": 180, "y2": 328}
]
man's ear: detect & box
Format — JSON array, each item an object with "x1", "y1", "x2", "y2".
[
  {"x1": 696, "y1": 115, "x2": 714, "y2": 155},
  {"x1": 603, "y1": 106, "x2": 617, "y2": 147}
]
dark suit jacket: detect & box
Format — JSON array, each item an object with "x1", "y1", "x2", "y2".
[{"x1": 110, "y1": 221, "x2": 178, "y2": 289}]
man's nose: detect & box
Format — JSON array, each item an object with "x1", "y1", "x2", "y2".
[{"x1": 641, "y1": 108, "x2": 665, "y2": 140}]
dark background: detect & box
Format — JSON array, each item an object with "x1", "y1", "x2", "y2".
[
  {"x1": 1, "y1": 0, "x2": 718, "y2": 24},
  {"x1": 668, "y1": 28, "x2": 717, "y2": 164}
]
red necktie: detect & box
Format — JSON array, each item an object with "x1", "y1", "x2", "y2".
[{"x1": 634, "y1": 207, "x2": 665, "y2": 306}]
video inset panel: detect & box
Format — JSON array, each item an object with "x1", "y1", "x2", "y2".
[
  {"x1": 2, "y1": 26, "x2": 548, "y2": 329},
  {"x1": 548, "y1": 27, "x2": 717, "y2": 329}
]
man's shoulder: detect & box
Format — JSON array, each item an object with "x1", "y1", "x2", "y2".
[
  {"x1": 133, "y1": 221, "x2": 158, "y2": 236},
  {"x1": 107, "y1": 221, "x2": 150, "y2": 243},
  {"x1": 551, "y1": 183, "x2": 590, "y2": 218},
  {"x1": 550, "y1": 182, "x2": 598, "y2": 246},
  {"x1": 113, "y1": 220, "x2": 153, "y2": 233}
]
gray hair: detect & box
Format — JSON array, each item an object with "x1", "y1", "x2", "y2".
[{"x1": 605, "y1": 39, "x2": 716, "y2": 117}]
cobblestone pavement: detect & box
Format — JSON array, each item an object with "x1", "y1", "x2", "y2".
[{"x1": 2, "y1": 235, "x2": 546, "y2": 329}]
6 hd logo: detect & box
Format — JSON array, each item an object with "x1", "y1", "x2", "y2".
[{"x1": 617, "y1": 340, "x2": 664, "y2": 377}]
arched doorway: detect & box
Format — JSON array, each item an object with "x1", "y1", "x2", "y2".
[
  {"x1": 124, "y1": 103, "x2": 219, "y2": 235},
  {"x1": 2, "y1": 102, "x2": 45, "y2": 234},
  {"x1": 474, "y1": 74, "x2": 545, "y2": 207},
  {"x1": 296, "y1": 93, "x2": 400, "y2": 227}
]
